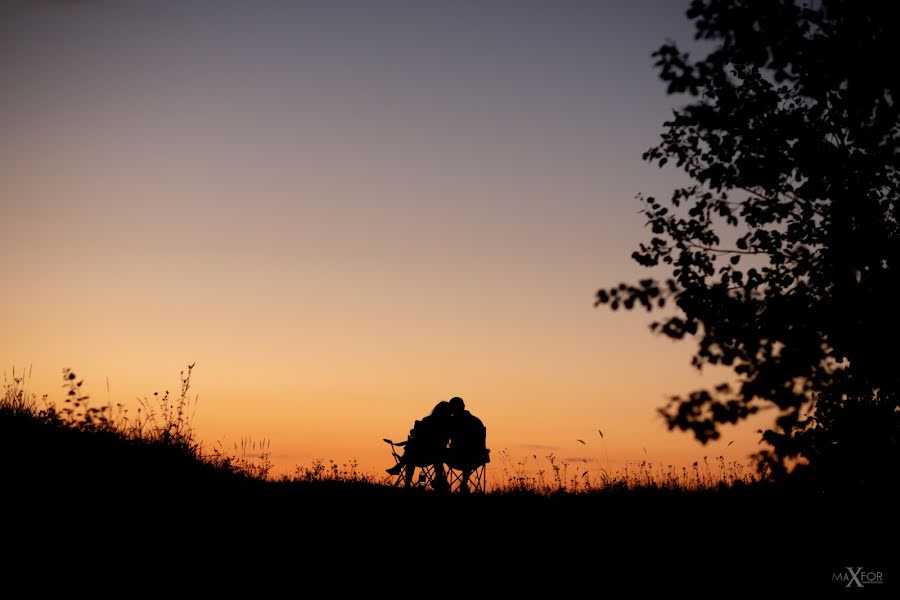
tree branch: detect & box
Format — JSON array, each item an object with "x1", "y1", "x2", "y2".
[{"x1": 685, "y1": 241, "x2": 771, "y2": 255}]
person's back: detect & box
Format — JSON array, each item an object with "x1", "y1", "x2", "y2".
[
  {"x1": 444, "y1": 397, "x2": 488, "y2": 492},
  {"x1": 448, "y1": 407, "x2": 488, "y2": 471}
]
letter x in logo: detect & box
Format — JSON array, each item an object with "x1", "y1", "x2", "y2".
[{"x1": 845, "y1": 567, "x2": 864, "y2": 588}]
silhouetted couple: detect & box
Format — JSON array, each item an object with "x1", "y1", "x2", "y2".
[{"x1": 387, "y1": 396, "x2": 488, "y2": 492}]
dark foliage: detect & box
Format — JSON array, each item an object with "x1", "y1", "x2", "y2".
[{"x1": 598, "y1": 0, "x2": 899, "y2": 485}]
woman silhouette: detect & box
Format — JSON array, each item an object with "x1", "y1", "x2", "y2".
[{"x1": 387, "y1": 401, "x2": 452, "y2": 491}]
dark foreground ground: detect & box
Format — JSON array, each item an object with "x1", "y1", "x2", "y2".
[{"x1": 2, "y1": 410, "x2": 894, "y2": 593}]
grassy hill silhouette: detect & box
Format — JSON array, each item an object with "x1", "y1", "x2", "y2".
[{"x1": 1, "y1": 369, "x2": 892, "y2": 590}]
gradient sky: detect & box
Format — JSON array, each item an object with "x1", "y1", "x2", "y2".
[{"x1": 0, "y1": 0, "x2": 768, "y2": 481}]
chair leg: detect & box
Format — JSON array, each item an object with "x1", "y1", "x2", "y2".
[
  {"x1": 391, "y1": 463, "x2": 405, "y2": 488},
  {"x1": 471, "y1": 464, "x2": 485, "y2": 493},
  {"x1": 447, "y1": 467, "x2": 462, "y2": 493},
  {"x1": 432, "y1": 463, "x2": 449, "y2": 492}
]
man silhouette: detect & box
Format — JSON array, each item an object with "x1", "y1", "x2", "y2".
[{"x1": 446, "y1": 396, "x2": 488, "y2": 493}]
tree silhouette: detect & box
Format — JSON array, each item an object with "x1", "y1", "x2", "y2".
[{"x1": 599, "y1": 0, "x2": 899, "y2": 485}]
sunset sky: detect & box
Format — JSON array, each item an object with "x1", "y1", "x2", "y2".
[{"x1": 1, "y1": 1, "x2": 768, "y2": 480}]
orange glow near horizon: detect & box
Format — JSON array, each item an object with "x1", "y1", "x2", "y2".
[{"x1": 1, "y1": 1, "x2": 770, "y2": 484}]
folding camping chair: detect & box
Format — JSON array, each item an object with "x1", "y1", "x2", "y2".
[
  {"x1": 384, "y1": 438, "x2": 443, "y2": 489},
  {"x1": 446, "y1": 449, "x2": 490, "y2": 493},
  {"x1": 385, "y1": 439, "x2": 489, "y2": 493}
]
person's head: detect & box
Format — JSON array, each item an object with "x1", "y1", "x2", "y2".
[
  {"x1": 431, "y1": 400, "x2": 452, "y2": 419},
  {"x1": 448, "y1": 396, "x2": 465, "y2": 415}
]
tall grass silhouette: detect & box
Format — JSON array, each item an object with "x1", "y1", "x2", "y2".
[
  {"x1": 494, "y1": 448, "x2": 757, "y2": 495},
  {"x1": 3, "y1": 364, "x2": 759, "y2": 495},
  {"x1": 1, "y1": 364, "x2": 272, "y2": 482}
]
